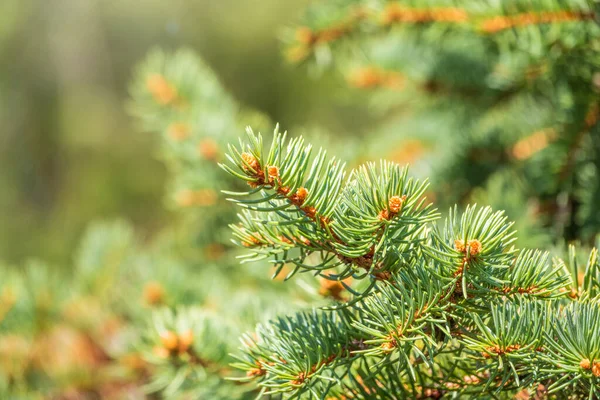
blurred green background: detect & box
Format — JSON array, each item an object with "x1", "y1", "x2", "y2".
[{"x1": 0, "y1": 0, "x2": 373, "y2": 265}]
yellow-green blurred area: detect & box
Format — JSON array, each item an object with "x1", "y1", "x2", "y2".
[{"x1": 0, "y1": 0, "x2": 371, "y2": 265}]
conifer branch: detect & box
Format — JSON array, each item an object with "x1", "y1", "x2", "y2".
[{"x1": 224, "y1": 128, "x2": 600, "y2": 398}]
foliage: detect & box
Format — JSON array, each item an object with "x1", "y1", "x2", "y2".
[
  {"x1": 0, "y1": 49, "x2": 312, "y2": 399},
  {"x1": 284, "y1": 0, "x2": 600, "y2": 245},
  {"x1": 1, "y1": 0, "x2": 599, "y2": 398},
  {"x1": 223, "y1": 128, "x2": 600, "y2": 399}
]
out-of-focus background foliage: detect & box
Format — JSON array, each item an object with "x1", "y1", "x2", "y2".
[{"x1": 0, "y1": 0, "x2": 372, "y2": 265}]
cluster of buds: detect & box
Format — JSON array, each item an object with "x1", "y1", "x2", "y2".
[
  {"x1": 295, "y1": 24, "x2": 350, "y2": 46},
  {"x1": 240, "y1": 152, "x2": 266, "y2": 188},
  {"x1": 294, "y1": 11, "x2": 363, "y2": 45},
  {"x1": 289, "y1": 353, "x2": 337, "y2": 385},
  {"x1": 154, "y1": 329, "x2": 194, "y2": 359},
  {"x1": 247, "y1": 361, "x2": 268, "y2": 378},
  {"x1": 381, "y1": 325, "x2": 410, "y2": 352},
  {"x1": 481, "y1": 343, "x2": 521, "y2": 358},
  {"x1": 286, "y1": 8, "x2": 367, "y2": 63},
  {"x1": 454, "y1": 239, "x2": 482, "y2": 257},
  {"x1": 378, "y1": 195, "x2": 407, "y2": 220},
  {"x1": 501, "y1": 284, "x2": 544, "y2": 296},
  {"x1": 197, "y1": 138, "x2": 219, "y2": 161},
  {"x1": 143, "y1": 281, "x2": 165, "y2": 306},
  {"x1": 267, "y1": 166, "x2": 280, "y2": 185},
  {"x1": 241, "y1": 234, "x2": 263, "y2": 248},
  {"x1": 420, "y1": 388, "x2": 442, "y2": 398},
  {"x1": 580, "y1": 358, "x2": 600, "y2": 377},
  {"x1": 246, "y1": 357, "x2": 285, "y2": 378},
  {"x1": 444, "y1": 382, "x2": 461, "y2": 390},
  {"x1": 291, "y1": 371, "x2": 307, "y2": 385},
  {"x1": 238, "y1": 154, "x2": 330, "y2": 225},
  {"x1": 146, "y1": 73, "x2": 179, "y2": 106}
]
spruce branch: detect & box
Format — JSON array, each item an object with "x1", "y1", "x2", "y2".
[
  {"x1": 285, "y1": 0, "x2": 599, "y2": 65},
  {"x1": 461, "y1": 299, "x2": 547, "y2": 391},
  {"x1": 224, "y1": 128, "x2": 600, "y2": 398},
  {"x1": 541, "y1": 301, "x2": 600, "y2": 397},
  {"x1": 231, "y1": 310, "x2": 361, "y2": 396},
  {"x1": 141, "y1": 307, "x2": 238, "y2": 398},
  {"x1": 499, "y1": 249, "x2": 571, "y2": 298},
  {"x1": 425, "y1": 205, "x2": 517, "y2": 298},
  {"x1": 221, "y1": 127, "x2": 437, "y2": 296}
]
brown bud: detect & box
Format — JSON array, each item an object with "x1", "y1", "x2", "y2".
[
  {"x1": 197, "y1": 138, "x2": 219, "y2": 160},
  {"x1": 241, "y1": 152, "x2": 260, "y2": 172},
  {"x1": 167, "y1": 122, "x2": 190, "y2": 141},
  {"x1": 593, "y1": 361, "x2": 600, "y2": 377},
  {"x1": 580, "y1": 358, "x2": 591, "y2": 370},
  {"x1": 388, "y1": 195, "x2": 406, "y2": 213},
  {"x1": 247, "y1": 365, "x2": 266, "y2": 377},
  {"x1": 468, "y1": 239, "x2": 482, "y2": 256},
  {"x1": 160, "y1": 331, "x2": 178, "y2": 351},
  {"x1": 242, "y1": 232, "x2": 263, "y2": 247},
  {"x1": 454, "y1": 239, "x2": 482, "y2": 256},
  {"x1": 178, "y1": 329, "x2": 194, "y2": 353},
  {"x1": 146, "y1": 74, "x2": 178, "y2": 105},
  {"x1": 291, "y1": 371, "x2": 306, "y2": 385},
  {"x1": 267, "y1": 166, "x2": 280, "y2": 182},
  {"x1": 143, "y1": 281, "x2": 165, "y2": 306},
  {"x1": 295, "y1": 187, "x2": 308, "y2": 203},
  {"x1": 378, "y1": 209, "x2": 390, "y2": 221}
]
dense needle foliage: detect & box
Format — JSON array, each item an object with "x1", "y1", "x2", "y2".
[{"x1": 222, "y1": 127, "x2": 600, "y2": 399}]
